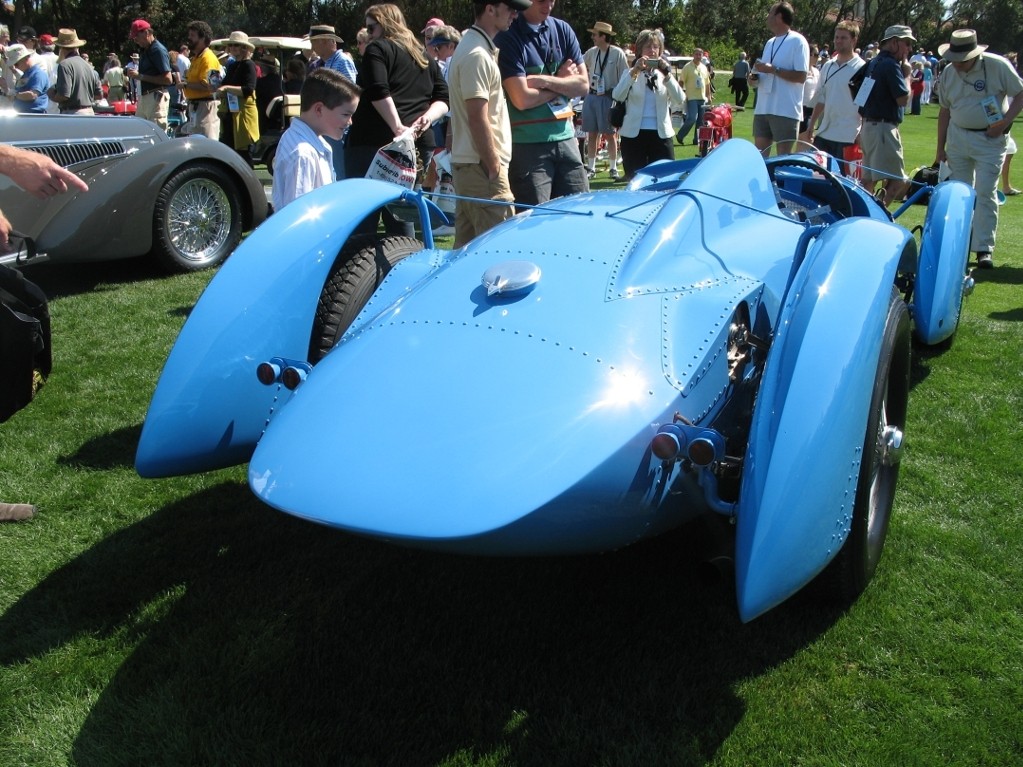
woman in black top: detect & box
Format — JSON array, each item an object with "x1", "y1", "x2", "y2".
[
  {"x1": 345, "y1": 3, "x2": 448, "y2": 234},
  {"x1": 217, "y1": 31, "x2": 260, "y2": 165}
]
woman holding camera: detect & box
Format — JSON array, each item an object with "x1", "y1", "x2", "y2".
[{"x1": 611, "y1": 29, "x2": 686, "y2": 181}]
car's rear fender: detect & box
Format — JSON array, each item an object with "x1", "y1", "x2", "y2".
[
  {"x1": 735, "y1": 218, "x2": 911, "y2": 622},
  {"x1": 136, "y1": 179, "x2": 414, "y2": 478},
  {"x1": 912, "y1": 179, "x2": 975, "y2": 345}
]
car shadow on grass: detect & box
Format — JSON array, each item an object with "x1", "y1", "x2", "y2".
[
  {"x1": 20, "y1": 256, "x2": 171, "y2": 300},
  {"x1": 56, "y1": 424, "x2": 142, "y2": 470},
  {"x1": 0, "y1": 482, "x2": 846, "y2": 766}
]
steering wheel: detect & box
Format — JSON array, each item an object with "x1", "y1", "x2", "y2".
[{"x1": 766, "y1": 155, "x2": 854, "y2": 219}]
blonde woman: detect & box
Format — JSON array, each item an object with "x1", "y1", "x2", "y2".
[
  {"x1": 217, "y1": 30, "x2": 260, "y2": 164},
  {"x1": 611, "y1": 29, "x2": 685, "y2": 181},
  {"x1": 345, "y1": 3, "x2": 449, "y2": 233}
]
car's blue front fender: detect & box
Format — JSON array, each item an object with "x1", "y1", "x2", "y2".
[
  {"x1": 135, "y1": 179, "x2": 413, "y2": 477},
  {"x1": 735, "y1": 218, "x2": 911, "y2": 622},
  {"x1": 912, "y1": 179, "x2": 975, "y2": 345}
]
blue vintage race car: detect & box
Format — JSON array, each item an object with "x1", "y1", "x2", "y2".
[{"x1": 136, "y1": 139, "x2": 975, "y2": 621}]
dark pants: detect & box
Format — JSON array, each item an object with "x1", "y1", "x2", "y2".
[
  {"x1": 507, "y1": 138, "x2": 589, "y2": 211},
  {"x1": 911, "y1": 92, "x2": 922, "y2": 115},
  {"x1": 620, "y1": 131, "x2": 674, "y2": 181},
  {"x1": 732, "y1": 79, "x2": 749, "y2": 107}
]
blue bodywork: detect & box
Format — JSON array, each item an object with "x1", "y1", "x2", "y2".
[{"x1": 136, "y1": 139, "x2": 975, "y2": 621}]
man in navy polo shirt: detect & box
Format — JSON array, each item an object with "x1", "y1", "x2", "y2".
[
  {"x1": 126, "y1": 18, "x2": 172, "y2": 131},
  {"x1": 495, "y1": 0, "x2": 590, "y2": 207},
  {"x1": 855, "y1": 24, "x2": 913, "y2": 207}
]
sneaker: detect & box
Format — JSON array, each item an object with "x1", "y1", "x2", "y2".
[
  {"x1": 586, "y1": 168, "x2": 596, "y2": 180},
  {"x1": 609, "y1": 169, "x2": 620, "y2": 182},
  {"x1": 976, "y1": 251, "x2": 993, "y2": 269}
]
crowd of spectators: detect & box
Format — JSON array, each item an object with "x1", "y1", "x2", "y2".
[{"x1": 1, "y1": 2, "x2": 1021, "y2": 258}]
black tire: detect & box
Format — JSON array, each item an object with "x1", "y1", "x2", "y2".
[
  {"x1": 825, "y1": 287, "x2": 911, "y2": 602},
  {"x1": 767, "y1": 155, "x2": 854, "y2": 218},
  {"x1": 263, "y1": 146, "x2": 277, "y2": 176},
  {"x1": 309, "y1": 234, "x2": 423, "y2": 362},
  {"x1": 153, "y1": 163, "x2": 244, "y2": 272}
]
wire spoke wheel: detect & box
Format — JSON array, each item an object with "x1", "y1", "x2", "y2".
[{"x1": 154, "y1": 163, "x2": 243, "y2": 272}]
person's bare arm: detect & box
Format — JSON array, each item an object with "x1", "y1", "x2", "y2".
[
  {"x1": 0, "y1": 145, "x2": 89, "y2": 199},
  {"x1": 465, "y1": 98, "x2": 501, "y2": 180}
]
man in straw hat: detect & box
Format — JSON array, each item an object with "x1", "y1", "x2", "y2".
[
  {"x1": 47, "y1": 29, "x2": 101, "y2": 114},
  {"x1": 934, "y1": 29, "x2": 1023, "y2": 269},
  {"x1": 126, "y1": 19, "x2": 172, "y2": 130},
  {"x1": 853, "y1": 24, "x2": 915, "y2": 207},
  {"x1": 307, "y1": 24, "x2": 358, "y2": 180},
  {"x1": 581, "y1": 21, "x2": 627, "y2": 181}
]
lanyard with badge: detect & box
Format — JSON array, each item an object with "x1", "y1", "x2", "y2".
[
  {"x1": 536, "y1": 25, "x2": 573, "y2": 119},
  {"x1": 958, "y1": 58, "x2": 1004, "y2": 125},
  {"x1": 589, "y1": 48, "x2": 609, "y2": 95}
]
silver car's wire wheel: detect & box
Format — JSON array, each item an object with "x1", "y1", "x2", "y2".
[
  {"x1": 153, "y1": 163, "x2": 244, "y2": 272},
  {"x1": 167, "y1": 178, "x2": 231, "y2": 261}
]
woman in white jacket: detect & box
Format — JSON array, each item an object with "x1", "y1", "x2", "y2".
[{"x1": 611, "y1": 29, "x2": 686, "y2": 181}]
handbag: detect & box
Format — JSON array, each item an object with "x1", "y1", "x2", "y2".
[
  {"x1": 0, "y1": 242, "x2": 51, "y2": 423},
  {"x1": 608, "y1": 82, "x2": 633, "y2": 129}
]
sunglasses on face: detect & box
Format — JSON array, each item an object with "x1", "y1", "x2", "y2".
[{"x1": 366, "y1": 23, "x2": 379, "y2": 33}]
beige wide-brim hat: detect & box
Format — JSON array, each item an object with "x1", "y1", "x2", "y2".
[
  {"x1": 938, "y1": 29, "x2": 987, "y2": 62},
  {"x1": 56, "y1": 28, "x2": 87, "y2": 48},
  {"x1": 880, "y1": 25, "x2": 916, "y2": 44},
  {"x1": 6, "y1": 44, "x2": 32, "y2": 65},
  {"x1": 308, "y1": 25, "x2": 344, "y2": 43},
  {"x1": 227, "y1": 30, "x2": 255, "y2": 50},
  {"x1": 587, "y1": 21, "x2": 615, "y2": 37}
]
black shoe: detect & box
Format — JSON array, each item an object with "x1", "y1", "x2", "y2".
[{"x1": 976, "y1": 251, "x2": 993, "y2": 269}]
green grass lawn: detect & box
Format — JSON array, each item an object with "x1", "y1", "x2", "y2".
[{"x1": 1, "y1": 106, "x2": 1021, "y2": 766}]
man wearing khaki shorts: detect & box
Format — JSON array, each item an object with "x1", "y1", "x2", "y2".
[
  {"x1": 856, "y1": 25, "x2": 914, "y2": 206},
  {"x1": 446, "y1": 0, "x2": 531, "y2": 247}
]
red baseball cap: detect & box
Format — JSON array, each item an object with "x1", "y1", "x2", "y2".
[
  {"x1": 39, "y1": 33, "x2": 55, "y2": 45},
  {"x1": 129, "y1": 19, "x2": 152, "y2": 37}
]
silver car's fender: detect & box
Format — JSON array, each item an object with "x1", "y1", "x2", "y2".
[
  {"x1": 33, "y1": 136, "x2": 264, "y2": 261},
  {"x1": 136, "y1": 178, "x2": 410, "y2": 477},
  {"x1": 735, "y1": 217, "x2": 911, "y2": 622}
]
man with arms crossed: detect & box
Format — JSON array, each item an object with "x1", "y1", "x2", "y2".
[
  {"x1": 448, "y1": 0, "x2": 531, "y2": 246},
  {"x1": 802, "y1": 20, "x2": 864, "y2": 172},
  {"x1": 750, "y1": 1, "x2": 809, "y2": 156},
  {"x1": 495, "y1": 0, "x2": 590, "y2": 207}
]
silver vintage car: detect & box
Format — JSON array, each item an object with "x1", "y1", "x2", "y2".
[{"x1": 0, "y1": 112, "x2": 268, "y2": 271}]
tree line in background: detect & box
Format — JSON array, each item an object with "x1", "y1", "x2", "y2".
[{"x1": 3, "y1": 0, "x2": 1020, "y2": 71}]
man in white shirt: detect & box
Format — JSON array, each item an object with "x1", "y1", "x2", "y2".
[
  {"x1": 750, "y1": 1, "x2": 809, "y2": 156},
  {"x1": 802, "y1": 20, "x2": 864, "y2": 172}
]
